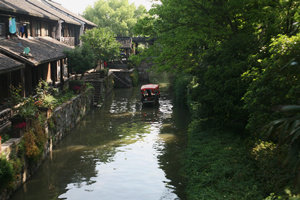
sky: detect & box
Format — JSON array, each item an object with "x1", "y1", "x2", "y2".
[{"x1": 53, "y1": 0, "x2": 155, "y2": 15}]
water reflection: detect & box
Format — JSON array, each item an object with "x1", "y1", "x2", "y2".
[{"x1": 9, "y1": 78, "x2": 189, "y2": 200}]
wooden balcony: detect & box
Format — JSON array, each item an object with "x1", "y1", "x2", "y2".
[
  {"x1": 61, "y1": 37, "x2": 75, "y2": 47},
  {"x1": 0, "y1": 108, "x2": 11, "y2": 133}
]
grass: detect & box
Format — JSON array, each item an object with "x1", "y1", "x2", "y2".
[{"x1": 182, "y1": 120, "x2": 298, "y2": 200}]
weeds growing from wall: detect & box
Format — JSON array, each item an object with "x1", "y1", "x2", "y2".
[
  {"x1": 0, "y1": 156, "x2": 15, "y2": 190},
  {"x1": 130, "y1": 69, "x2": 139, "y2": 86},
  {"x1": 21, "y1": 120, "x2": 47, "y2": 163}
]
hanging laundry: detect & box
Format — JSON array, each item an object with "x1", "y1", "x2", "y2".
[
  {"x1": 9, "y1": 18, "x2": 16, "y2": 34},
  {"x1": 20, "y1": 26, "x2": 24, "y2": 36},
  {"x1": 24, "y1": 24, "x2": 28, "y2": 38}
]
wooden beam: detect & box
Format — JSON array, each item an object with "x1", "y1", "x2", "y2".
[
  {"x1": 50, "y1": 61, "x2": 56, "y2": 87},
  {"x1": 60, "y1": 59, "x2": 64, "y2": 85},
  {"x1": 20, "y1": 68, "x2": 25, "y2": 97}
]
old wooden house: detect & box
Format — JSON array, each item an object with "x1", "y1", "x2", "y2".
[{"x1": 0, "y1": 0, "x2": 96, "y2": 131}]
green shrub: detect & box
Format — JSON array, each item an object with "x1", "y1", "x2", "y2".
[
  {"x1": 1, "y1": 133, "x2": 10, "y2": 143},
  {"x1": 184, "y1": 120, "x2": 298, "y2": 200},
  {"x1": 43, "y1": 94, "x2": 58, "y2": 109},
  {"x1": 252, "y1": 140, "x2": 295, "y2": 196},
  {"x1": 69, "y1": 80, "x2": 88, "y2": 94},
  {"x1": 129, "y1": 54, "x2": 143, "y2": 67},
  {"x1": 130, "y1": 69, "x2": 139, "y2": 86},
  {"x1": 188, "y1": 62, "x2": 249, "y2": 132},
  {"x1": 184, "y1": 125, "x2": 265, "y2": 199},
  {"x1": 171, "y1": 73, "x2": 192, "y2": 105},
  {"x1": 243, "y1": 34, "x2": 300, "y2": 135},
  {"x1": 85, "y1": 82, "x2": 94, "y2": 90},
  {"x1": 64, "y1": 43, "x2": 96, "y2": 80},
  {"x1": 22, "y1": 120, "x2": 47, "y2": 162},
  {"x1": 0, "y1": 156, "x2": 15, "y2": 189},
  {"x1": 56, "y1": 91, "x2": 76, "y2": 104}
]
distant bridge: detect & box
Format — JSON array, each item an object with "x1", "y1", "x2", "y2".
[
  {"x1": 116, "y1": 36, "x2": 157, "y2": 55},
  {"x1": 132, "y1": 37, "x2": 156, "y2": 45}
]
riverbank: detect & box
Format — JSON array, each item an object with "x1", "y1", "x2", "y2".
[
  {"x1": 183, "y1": 122, "x2": 296, "y2": 200},
  {"x1": 169, "y1": 73, "x2": 298, "y2": 199},
  {"x1": 0, "y1": 75, "x2": 114, "y2": 200},
  {"x1": 0, "y1": 88, "x2": 94, "y2": 200}
]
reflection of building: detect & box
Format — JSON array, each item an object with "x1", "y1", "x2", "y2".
[{"x1": 0, "y1": 0, "x2": 96, "y2": 132}]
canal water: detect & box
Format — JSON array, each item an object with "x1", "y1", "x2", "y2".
[{"x1": 9, "y1": 75, "x2": 190, "y2": 200}]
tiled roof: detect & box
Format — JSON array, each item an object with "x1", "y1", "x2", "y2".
[
  {"x1": 27, "y1": 0, "x2": 81, "y2": 25},
  {"x1": 0, "y1": 53, "x2": 24, "y2": 74},
  {"x1": 0, "y1": 37, "x2": 72, "y2": 66},
  {"x1": 44, "y1": 0, "x2": 97, "y2": 27},
  {"x1": 0, "y1": 0, "x2": 58, "y2": 20}
]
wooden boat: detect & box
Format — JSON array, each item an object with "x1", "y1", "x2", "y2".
[{"x1": 140, "y1": 84, "x2": 160, "y2": 105}]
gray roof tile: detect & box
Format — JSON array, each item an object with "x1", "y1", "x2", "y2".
[
  {"x1": 0, "y1": 37, "x2": 72, "y2": 66},
  {"x1": 0, "y1": 0, "x2": 59, "y2": 20},
  {"x1": 0, "y1": 53, "x2": 24, "y2": 74},
  {"x1": 44, "y1": 0, "x2": 97, "y2": 27},
  {"x1": 27, "y1": 0, "x2": 81, "y2": 25}
]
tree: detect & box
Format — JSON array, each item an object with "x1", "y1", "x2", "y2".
[
  {"x1": 243, "y1": 33, "x2": 300, "y2": 133},
  {"x1": 133, "y1": 0, "x2": 300, "y2": 196},
  {"x1": 133, "y1": 15, "x2": 157, "y2": 37},
  {"x1": 134, "y1": 0, "x2": 300, "y2": 132},
  {"x1": 64, "y1": 44, "x2": 96, "y2": 79},
  {"x1": 83, "y1": 0, "x2": 147, "y2": 37},
  {"x1": 134, "y1": 0, "x2": 258, "y2": 130},
  {"x1": 265, "y1": 105, "x2": 300, "y2": 174},
  {"x1": 80, "y1": 28, "x2": 121, "y2": 63}
]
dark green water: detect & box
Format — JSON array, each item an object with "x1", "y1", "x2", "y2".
[{"x1": 9, "y1": 77, "x2": 190, "y2": 200}]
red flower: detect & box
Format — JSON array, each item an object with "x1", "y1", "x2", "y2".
[
  {"x1": 15, "y1": 122, "x2": 27, "y2": 129},
  {"x1": 73, "y1": 85, "x2": 81, "y2": 90},
  {"x1": 34, "y1": 100, "x2": 43, "y2": 107}
]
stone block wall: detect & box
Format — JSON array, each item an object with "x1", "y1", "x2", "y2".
[
  {"x1": 49, "y1": 88, "x2": 94, "y2": 148},
  {"x1": 0, "y1": 88, "x2": 94, "y2": 200},
  {"x1": 112, "y1": 69, "x2": 134, "y2": 88}
]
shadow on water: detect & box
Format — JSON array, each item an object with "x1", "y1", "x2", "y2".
[{"x1": 9, "y1": 72, "x2": 190, "y2": 200}]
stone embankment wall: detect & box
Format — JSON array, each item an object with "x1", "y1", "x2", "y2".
[
  {"x1": 111, "y1": 69, "x2": 134, "y2": 88},
  {"x1": 48, "y1": 88, "x2": 94, "y2": 148},
  {"x1": 0, "y1": 88, "x2": 94, "y2": 200}
]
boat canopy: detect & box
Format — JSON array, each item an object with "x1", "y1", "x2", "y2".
[{"x1": 140, "y1": 84, "x2": 159, "y2": 91}]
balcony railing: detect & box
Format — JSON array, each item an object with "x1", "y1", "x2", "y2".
[
  {"x1": 60, "y1": 37, "x2": 75, "y2": 47},
  {"x1": 0, "y1": 108, "x2": 11, "y2": 132}
]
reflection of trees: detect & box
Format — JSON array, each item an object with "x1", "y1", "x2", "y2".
[
  {"x1": 44, "y1": 115, "x2": 151, "y2": 199},
  {"x1": 155, "y1": 105, "x2": 190, "y2": 200},
  {"x1": 156, "y1": 138, "x2": 187, "y2": 199}
]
